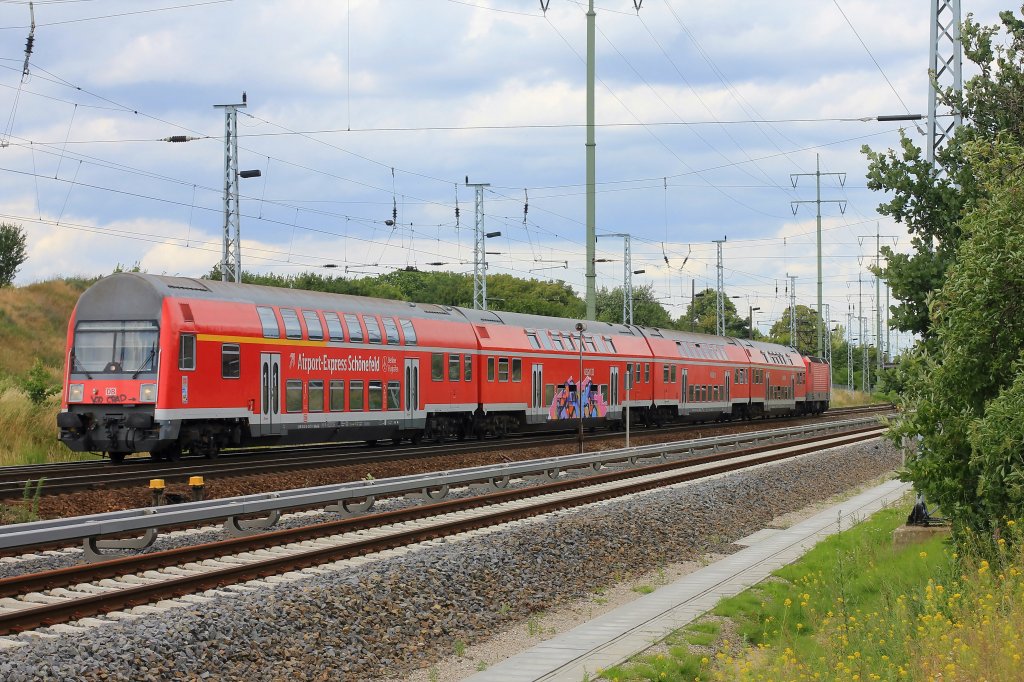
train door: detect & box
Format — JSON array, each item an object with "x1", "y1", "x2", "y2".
[
  {"x1": 530, "y1": 363, "x2": 544, "y2": 424},
  {"x1": 725, "y1": 371, "x2": 731, "y2": 403},
  {"x1": 404, "y1": 358, "x2": 419, "y2": 425},
  {"x1": 609, "y1": 366, "x2": 619, "y2": 407},
  {"x1": 765, "y1": 376, "x2": 771, "y2": 410},
  {"x1": 258, "y1": 352, "x2": 281, "y2": 435}
]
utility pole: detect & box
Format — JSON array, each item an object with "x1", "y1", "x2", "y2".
[
  {"x1": 790, "y1": 154, "x2": 846, "y2": 357},
  {"x1": 214, "y1": 96, "x2": 247, "y2": 282},
  {"x1": 885, "y1": 282, "x2": 891, "y2": 363},
  {"x1": 847, "y1": 308, "x2": 855, "y2": 390},
  {"x1": 861, "y1": 316, "x2": 870, "y2": 392},
  {"x1": 786, "y1": 274, "x2": 797, "y2": 348},
  {"x1": 713, "y1": 237, "x2": 726, "y2": 336},
  {"x1": 858, "y1": 225, "x2": 897, "y2": 370},
  {"x1": 823, "y1": 303, "x2": 832, "y2": 382},
  {"x1": 928, "y1": 0, "x2": 962, "y2": 165},
  {"x1": 539, "y1": 1, "x2": 644, "y2": 320},
  {"x1": 467, "y1": 180, "x2": 491, "y2": 310}
]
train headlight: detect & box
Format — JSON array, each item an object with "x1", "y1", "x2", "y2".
[
  {"x1": 140, "y1": 384, "x2": 157, "y2": 403},
  {"x1": 68, "y1": 384, "x2": 84, "y2": 402}
]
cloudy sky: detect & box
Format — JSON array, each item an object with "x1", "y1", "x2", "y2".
[{"x1": 0, "y1": 0, "x2": 1009, "y2": 351}]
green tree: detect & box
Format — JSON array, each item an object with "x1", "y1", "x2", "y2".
[
  {"x1": 862, "y1": 10, "x2": 1024, "y2": 340},
  {"x1": 767, "y1": 305, "x2": 820, "y2": 354},
  {"x1": 890, "y1": 137, "x2": 1024, "y2": 534},
  {"x1": 0, "y1": 222, "x2": 28, "y2": 287},
  {"x1": 679, "y1": 289, "x2": 747, "y2": 336},
  {"x1": 595, "y1": 284, "x2": 674, "y2": 328}
]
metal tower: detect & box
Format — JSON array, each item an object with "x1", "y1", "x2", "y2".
[
  {"x1": 861, "y1": 316, "x2": 870, "y2": 392},
  {"x1": 928, "y1": 0, "x2": 962, "y2": 165},
  {"x1": 214, "y1": 99, "x2": 246, "y2": 282},
  {"x1": 467, "y1": 181, "x2": 490, "y2": 310},
  {"x1": 599, "y1": 233, "x2": 635, "y2": 324},
  {"x1": 787, "y1": 274, "x2": 797, "y2": 347},
  {"x1": 791, "y1": 155, "x2": 846, "y2": 357},
  {"x1": 713, "y1": 238, "x2": 726, "y2": 337},
  {"x1": 847, "y1": 308, "x2": 855, "y2": 390}
]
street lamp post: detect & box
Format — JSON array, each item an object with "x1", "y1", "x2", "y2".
[
  {"x1": 576, "y1": 322, "x2": 586, "y2": 454},
  {"x1": 749, "y1": 306, "x2": 761, "y2": 340}
]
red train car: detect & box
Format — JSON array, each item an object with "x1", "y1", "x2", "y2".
[{"x1": 58, "y1": 274, "x2": 829, "y2": 462}]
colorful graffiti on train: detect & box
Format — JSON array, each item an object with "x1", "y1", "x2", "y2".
[{"x1": 549, "y1": 375, "x2": 609, "y2": 420}]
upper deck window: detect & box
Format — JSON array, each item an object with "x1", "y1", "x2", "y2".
[
  {"x1": 323, "y1": 312, "x2": 345, "y2": 342},
  {"x1": 280, "y1": 309, "x2": 302, "y2": 339},
  {"x1": 256, "y1": 307, "x2": 280, "y2": 338},
  {"x1": 364, "y1": 316, "x2": 383, "y2": 344},
  {"x1": 399, "y1": 319, "x2": 417, "y2": 345},
  {"x1": 302, "y1": 311, "x2": 324, "y2": 341},
  {"x1": 73, "y1": 320, "x2": 159, "y2": 375},
  {"x1": 382, "y1": 317, "x2": 400, "y2": 344},
  {"x1": 345, "y1": 314, "x2": 364, "y2": 343}
]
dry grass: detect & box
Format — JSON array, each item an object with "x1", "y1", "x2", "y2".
[
  {"x1": 0, "y1": 380, "x2": 84, "y2": 465},
  {"x1": 0, "y1": 278, "x2": 90, "y2": 376},
  {"x1": 830, "y1": 387, "x2": 884, "y2": 408}
]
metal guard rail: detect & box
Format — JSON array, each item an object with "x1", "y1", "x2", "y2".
[{"x1": 0, "y1": 416, "x2": 887, "y2": 558}]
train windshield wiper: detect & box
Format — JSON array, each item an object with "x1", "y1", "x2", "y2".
[
  {"x1": 131, "y1": 347, "x2": 157, "y2": 379},
  {"x1": 70, "y1": 349, "x2": 93, "y2": 380}
]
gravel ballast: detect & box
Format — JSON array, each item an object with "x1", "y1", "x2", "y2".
[{"x1": 0, "y1": 440, "x2": 901, "y2": 681}]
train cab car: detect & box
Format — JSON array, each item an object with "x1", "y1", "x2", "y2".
[
  {"x1": 458, "y1": 308, "x2": 650, "y2": 434},
  {"x1": 58, "y1": 274, "x2": 480, "y2": 461}
]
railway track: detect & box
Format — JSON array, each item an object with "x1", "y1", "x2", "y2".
[
  {"x1": 0, "y1": 423, "x2": 883, "y2": 637},
  {"x1": 0, "y1": 404, "x2": 893, "y2": 500}
]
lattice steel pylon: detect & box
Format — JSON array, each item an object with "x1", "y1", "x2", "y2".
[
  {"x1": 847, "y1": 308, "x2": 855, "y2": 390},
  {"x1": 467, "y1": 182, "x2": 490, "y2": 310},
  {"x1": 822, "y1": 303, "x2": 832, "y2": 382},
  {"x1": 214, "y1": 99, "x2": 246, "y2": 282},
  {"x1": 713, "y1": 238, "x2": 726, "y2": 337},
  {"x1": 928, "y1": 0, "x2": 962, "y2": 165},
  {"x1": 787, "y1": 274, "x2": 797, "y2": 347}
]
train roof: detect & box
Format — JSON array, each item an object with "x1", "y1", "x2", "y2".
[
  {"x1": 454, "y1": 306, "x2": 632, "y2": 337},
  {"x1": 74, "y1": 273, "x2": 463, "y2": 322}
]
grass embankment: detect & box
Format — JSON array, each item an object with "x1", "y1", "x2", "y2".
[
  {"x1": 830, "y1": 387, "x2": 887, "y2": 409},
  {"x1": 0, "y1": 278, "x2": 91, "y2": 466},
  {"x1": 604, "y1": 503, "x2": 1024, "y2": 681}
]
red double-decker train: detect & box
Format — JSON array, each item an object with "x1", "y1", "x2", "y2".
[{"x1": 57, "y1": 274, "x2": 830, "y2": 463}]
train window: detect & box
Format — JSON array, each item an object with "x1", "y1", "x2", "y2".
[
  {"x1": 399, "y1": 319, "x2": 417, "y2": 345},
  {"x1": 257, "y1": 306, "x2": 280, "y2": 339},
  {"x1": 487, "y1": 357, "x2": 495, "y2": 381},
  {"x1": 302, "y1": 311, "x2": 324, "y2": 341},
  {"x1": 349, "y1": 380, "x2": 365, "y2": 411},
  {"x1": 688, "y1": 385, "x2": 694, "y2": 402},
  {"x1": 606, "y1": 338, "x2": 617, "y2": 353},
  {"x1": 285, "y1": 380, "x2": 303, "y2": 412},
  {"x1": 221, "y1": 344, "x2": 240, "y2": 379},
  {"x1": 464, "y1": 355, "x2": 472, "y2": 381},
  {"x1": 432, "y1": 353, "x2": 444, "y2": 381},
  {"x1": 644, "y1": 363, "x2": 651, "y2": 383},
  {"x1": 449, "y1": 354, "x2": 460, "y2": 381},
  {"x1": 324, "y1": 313, "x2": 345, "y2": 342},
  {"x1": 702, "y1": 386, "x2": 708, "y2": 402},
  {"x1": 512, "y1": 358, "x2": 522, "y2": 382},
  {"x1": 545, "y1": 384, "x2": 555, "y2": 405},
  {"x1": 626, "y1": 363, "x2": 633, "y2": 384},
  {"x1": 179, "y1": 334, "x2": 196, "y2": 371},
  {"x1": 364, "y1": 316, "x2": 383, "y2": 344},
  {"x1": 599, "y1": 384, "x2": 608, "y2": 403},
  {"x1": 566, "y1": 335, "x2": 577, "y2": 351},
  {"x1": 383, "y1": 318, "x2": 400, "y2": 344},
  {"x1": 593, "y1": 336, "x2": 606, "y2": 353},
  {"x1": 539, "y1": 332, "x2": 553, "y2": 350},
  {"x1": 671, "y1": 365, "x2": 677, "y2": 383},
  {"x1": 551, "y1": 334, "x2": 565, "y2": 350},
  {"x1": 663, "y1": 365, "x2": 669, "y2": 382},
  {"x1": 498, "y1": 358, "x2": 510, "y2": 382},
  {"x1": 527, "y1": 332, "x2": 541, "y2": 350},
  {"x1": 387, "y1": 381, "x2": 401, "y2": 410},
  {"x1": 280, "y1": 309, "x2": 302, "y2": 339},
  {"x1": 585, "y1": 337, "x2": 597, "y2": 353},
  {"x1": 308, "y1": 380, "x2": 324, "y2": 412},
  {"x1": 344, "y1": 314, "x2": 364, "y2": 343},
  {"x1": 329, "y1": 380, "x2": 345, "y2": 411},
  {"x1": 368, "y1": 381, "x2": 383, "y2": 411},
  {"x1": 634, "y1": 364, "x2": 641, "y2": 385}
]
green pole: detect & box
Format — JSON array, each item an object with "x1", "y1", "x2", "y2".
[{"x1": 585, "y1": 0, "x2": 597, "y2": 321}]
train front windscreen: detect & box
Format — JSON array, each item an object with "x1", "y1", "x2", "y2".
[{"x1": 71, "y1": 320, "x2": 159, "y2": 376}]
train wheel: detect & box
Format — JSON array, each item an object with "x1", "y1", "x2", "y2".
[
  {"x1": 204, "y1": 442, "x2": 219, "y2": 459},
  {"x1": 392, "y1": 437, "x2": 402, "y2": 446},
  {"x1": 108, "y1": 451, "x2": 126, "y2": 465}
]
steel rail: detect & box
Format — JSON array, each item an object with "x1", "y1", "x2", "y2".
[
  {"x1": 0, "y1": 427, "x2": 883, "y2": 634},
  {"x1": 0, "y1": 405, "x2": 892, "y2": 500}
]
